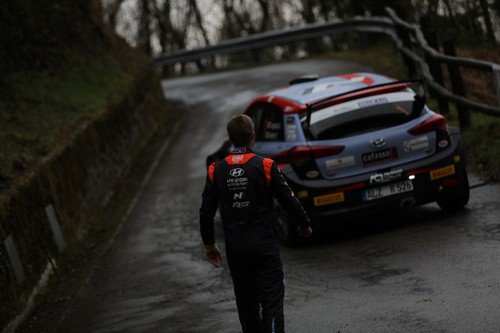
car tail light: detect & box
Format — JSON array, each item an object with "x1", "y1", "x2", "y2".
[
  {"x1": 275, "y1": 145, "x2": 345, "y2": 163},
  {"x1": 408, "y1": 114, "x2": 447, "y2": 135}
]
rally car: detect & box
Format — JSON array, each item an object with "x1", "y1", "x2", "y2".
[{"x1": 207, "y1": 73, "x2": 469, "y2": 245}]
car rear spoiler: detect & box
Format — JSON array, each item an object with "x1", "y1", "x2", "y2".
[{"x1": 304, "y1": 79, "x2": 424, "y2": 131}]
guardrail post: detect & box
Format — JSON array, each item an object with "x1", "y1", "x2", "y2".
[
  {"x1": 45, "y1": 204, "x2": 66, "y2": 253},
  {"x1": 4, "y1": 234, "x2": 26, "y2": 284},
  {"x1": 442, "y1": 40, "x2": 471, "y2": 129},
  {"x1": 422, "y1": 29, "x2": 450, "y2": 115},
  {"x1": 493, "y1": 64, "x2": 500, "y2": 107}
]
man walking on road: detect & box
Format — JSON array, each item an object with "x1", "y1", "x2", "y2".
[{"x1": 199, "y1": 114, "x2": 312, "y2": 332}]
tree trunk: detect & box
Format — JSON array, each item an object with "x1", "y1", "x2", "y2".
[
  {"x1": 479, "y1": 0, "x2": 497, "y2": 45},
  {"x1": 138, "y1": 0, "x2": 152, "y2": 56},
  {"x1": 318, "y1": 0, "x2": 334, "y2": 21},
  {"x1": 442, "y1": 0, "x2": 460, "y2": 29},
  {"x1": 105, "y1": 0, "x2": 125, "y2": 29},
  {"x1": 188, "y1": 0, "x2": 211, "y2": 45},
  {"x1": 332, "y1": 0, "x2": 344, "y2": 19},
  {"x1": 300, "y1": 0, "x2": 316, "y2": 23},
  {"x1": 426, "y1": 0, "x2": 439, "y2": 17},
  {"x1": 257, "y1": 0, "x2": 271, "y2": 32},
  {"x1": 155, "y1": 0, "x2": 171, "y2": 54}
]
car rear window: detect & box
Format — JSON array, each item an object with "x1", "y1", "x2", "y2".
[{"x1": 305, "y1": 92, "x2": 420, "y2": 140}]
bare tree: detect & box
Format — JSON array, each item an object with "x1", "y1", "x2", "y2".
[
  {"x1": 479, "y1": 0, "x2": 497, "y2": 45},
  {"x1": 154, "y1": 0, "x2": 172, "y2": 54},
  {"x1": 103, "y1": 0, "x2": 126, "y2": 29},
  {"x1": 332, "y1": 0, "x2": 344, "y2": 19},
  {"x1": 108, "y1": 0, "x2": 497, "y2": 75},
  {"x1": 137, "y1": 0, "x2": 152, "y2": 55},
  {"x1": 188, "y1": 0, "x2": 211, "y2": 46},
  {"x1": 442, "y1": 0, "x2": 461, "y2": 29},
  {"x1": 256, "y1": 0, "x2": 271, "y2": 31}
]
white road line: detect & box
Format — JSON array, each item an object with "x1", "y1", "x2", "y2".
[
  {"x1": 3, "y1": 262, "x2": 54, "y2": 333},
  {"x1": 123, "y1": 120, "x2": 182, "y2": 221}
]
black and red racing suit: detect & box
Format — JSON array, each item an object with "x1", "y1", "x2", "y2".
[{"x1": 199, "y1": 147, "x2": 310, "y2": 333}]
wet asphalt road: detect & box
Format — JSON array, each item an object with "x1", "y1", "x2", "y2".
[{"x1": 58, "y1": 59, "x2": 500, "y2": 332}]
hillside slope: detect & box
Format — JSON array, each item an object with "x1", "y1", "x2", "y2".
[{"x1": 0, "y1": 1, "x2": 173, "y2": 330}]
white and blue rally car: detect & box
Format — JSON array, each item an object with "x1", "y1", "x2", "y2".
[{"x1": 208, "y1": 72, "x2": 469, "y2": 244}]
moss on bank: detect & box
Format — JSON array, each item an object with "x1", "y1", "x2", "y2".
[
  {"x1": 0, "y1": 43, "x2": 147, "y2": 187},
  {"x1": 0, "y1": 0, "x2": 155, "y2": 188}
]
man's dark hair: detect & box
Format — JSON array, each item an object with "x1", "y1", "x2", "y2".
[{"x1": 227, "y1": 114, "x2": 254, "y2": 147}]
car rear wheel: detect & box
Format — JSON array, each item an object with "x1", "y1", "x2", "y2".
[
  {"x1": 436, "y1": 167, "x2": 470, "y2": 212},
  {"x1": 272, "y1": 202, "x2": 301, "y2": 247}
]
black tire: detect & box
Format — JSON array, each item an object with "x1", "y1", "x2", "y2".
[
  {"x1": 437, "y1": 167, "x2": 470, "y2": 212},
  {"x1": 272, "y1": 202, "x2": 301, "y2": 248}
]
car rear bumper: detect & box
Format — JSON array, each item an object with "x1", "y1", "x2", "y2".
[{"x1": 282, "y1": 130, "x2": 466, "y2": 219}]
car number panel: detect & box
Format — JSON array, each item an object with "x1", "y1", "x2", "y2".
[{"x1": 364, "y1": 180, "x2": 413, "y2": 201}]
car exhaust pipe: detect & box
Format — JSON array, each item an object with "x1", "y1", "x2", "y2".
[{"x1": 401, "y1": 197, "x2": 416, "y2": 208}]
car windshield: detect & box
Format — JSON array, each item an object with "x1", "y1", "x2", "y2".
[{"x1": 303, "y1": 91, "x2": 421, "y2": 140}]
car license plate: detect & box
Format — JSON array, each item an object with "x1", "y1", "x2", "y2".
[{"x1": 364, "y1": 180, "x2": 413, "y2": 201}]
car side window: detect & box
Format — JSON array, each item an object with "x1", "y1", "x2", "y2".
[
  {"x1": 246, "y1": 104, "x2": 264, "y2": 135},
  {"x1": 246, "y1": 103, "x2": 284, "y2": 142}
]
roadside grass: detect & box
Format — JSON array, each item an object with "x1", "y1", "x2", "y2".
[
  {"x1": 460, "y1": 114, "x2": 500, "y2": 180},
  {"x1": 324, "y1": 38, "x2": 407, "y2": 80},
  {"x1": 325, "y1": 38, "x2": 500, "y2": 180},
  {"x1": 0, "y1": 50, "x2": 136, "y2": 186}
]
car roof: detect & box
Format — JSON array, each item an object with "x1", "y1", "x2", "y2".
[{"x1": 267, "y1": 73, "x2": 396, "y2": 105}]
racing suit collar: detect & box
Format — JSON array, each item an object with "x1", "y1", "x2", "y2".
[{"x1": 231, "y1": 147, "x2": 253, "y2": 154}]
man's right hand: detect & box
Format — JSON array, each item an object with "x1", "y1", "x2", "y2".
[
  {"x1": 298, "y1": 226, "x2": 313, "y2": 238},
  {"x1": 204, "y1": 243, "x2": 223, "y2": 268}
]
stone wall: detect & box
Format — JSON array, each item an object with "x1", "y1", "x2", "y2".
[{"x1": 0, "y1": 68, "x2": 171, "y2": 330}]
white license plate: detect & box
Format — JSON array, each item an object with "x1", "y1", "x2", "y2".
[{"x1": 364, "y1": 180, "x2": 414, "y2": 201}]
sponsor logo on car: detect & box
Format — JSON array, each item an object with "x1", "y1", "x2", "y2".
[
  {"x1": 311, "y1": 91, "x2": 415, "y2": 124},
  {"x1": 430, "y1": 165, "x2": 455, "y2": 180},
  {"x1": 369, "y1": 168, "x2": 403, "y2": 184},
  {"x1": 286, "y1": 123, "x2": 297, "y2": 141},
  {"x1": 370, "y1": 137, "x2": 387, "y2": 149},
  {"x1": 313, "y1": 192, "x2": 345, "y2": 206},
  {"x1": 404, "y1": 136, "x2": 429, "y2": 152},
  {"x1": 325, "y1": 155, "x2": 355, "y2": 171},
  {"x1": 362, "y1": 148, "x2": 397, "y2": 165},
  {"x1": 358, "y1": 97, "x2": 388, "y2": 108},
  {"x1": 229, "y1": 168, "x2": 245, "y2": 177}
]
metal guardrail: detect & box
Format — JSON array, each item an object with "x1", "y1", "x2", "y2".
[
  {"x1": 384, "y1": 7, "x2": 500, "y2": 119},
  {"x1": 154, "y1": 17, "x2": 396, "y2": 66},
  {"x1": 153, "y1": 8, "x2": 500, "y2": 121}
]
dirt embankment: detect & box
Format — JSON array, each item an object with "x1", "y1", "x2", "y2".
[{"x1": 0, "y1": 1, "x2": 174, "y2": 330}]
